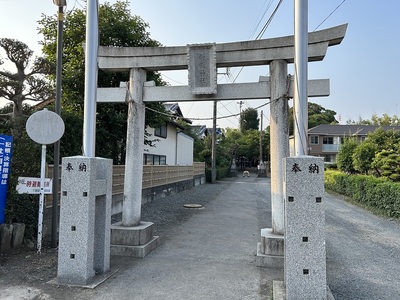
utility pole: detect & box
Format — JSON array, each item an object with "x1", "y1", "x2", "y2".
[
  {"x1": 211, "y1": 101, "x2": 217, "y2": 183},
  {"x1": 51, "y1": 0, "x2": 67, "y2": 248},
  {"x1": 258, "y1": 110, "x2": 266, "y2": 177},
  {"x1": 237, "y1": 100, "x2": 244, "y2": 131},
  {"x1": 259, "y1": 110, "x2": 263, "y2": 163}
]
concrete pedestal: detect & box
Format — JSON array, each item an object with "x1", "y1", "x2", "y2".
[
  {"x1": 256, "y1": 228, "x2": 284, "y2": 268},
  {"x1": 110, "y1": 221, "x2": 160, "y2": 258},
  {"x1": 273, "y1": 281, "x2": 335, "y2": 300},
  {"x1": 57, "y1": 156, "x2": 112, "y2": 286}
]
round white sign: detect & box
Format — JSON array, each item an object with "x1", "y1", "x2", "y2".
[{"x1": 26, "y1": 109, "x2": 65, "y2": 145}]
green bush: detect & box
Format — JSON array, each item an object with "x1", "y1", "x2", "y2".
[
  {"x1": 325, "y1": 170, "x2": 400, "y2": 218},
  {"x1": 5, "y1": 189, "x2": 39, "y2": 241},
  {"x1": 205, "y1": 166, "x2": 230, "y2": 182}
]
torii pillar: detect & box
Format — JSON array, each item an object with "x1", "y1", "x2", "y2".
[
  {"x1": 270, "y1": 60, "x2": 289, "y2": 235},
  {"x1": 109, "y1": 68, "x2": 160, "y2": 258}
]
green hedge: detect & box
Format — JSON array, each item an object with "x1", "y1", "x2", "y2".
[
  {"x1": 325, "y1": 170, "x2": 400, "y2": 218},
  {"x1": 205, "y1": 166, "x2": 230, "y2": 182}
]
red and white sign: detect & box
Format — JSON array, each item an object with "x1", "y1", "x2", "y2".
[{"x1": 16, "y1": 177, "x2": 53, "y2": 194}]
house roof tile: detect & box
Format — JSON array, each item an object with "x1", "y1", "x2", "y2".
[{"x1": 308, "y1": 124, "x2": 400, "y2": 136}]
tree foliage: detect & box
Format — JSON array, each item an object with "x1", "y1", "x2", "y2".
[
  {"x1": 289, "y1": 102, "x2": 337, "y2": 135},
  {"x1": 337, "y1": 137, "x2": 358, "y2": 173},
  {"x1": 336, "y1": 125, "x2": 400, "y2": 181},
  {"x1": 240, "y1": 108, "x2": 259, "y2": 132},
  {"x1": 220, "y1": 128, "x2": 269, "y2": 168},
  {"x1": 0, "y1": 38, "x2": 54, "y2": 138},
  {"x1": 38, "y1": 0, "x2": 170, "y2": 162},
  {"x1": 352, "y1": 142, "x2": 377, "y2": 175},
  {"x1": 347, "y1": 113, "x2": 400, "y2": 126}
]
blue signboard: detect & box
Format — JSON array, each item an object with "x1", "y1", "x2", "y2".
[{"x1": 0, "y1": 134, "x2": 13, "y2": 224}]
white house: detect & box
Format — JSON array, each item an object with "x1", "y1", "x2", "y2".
[{"x1": 144, "y1": 103, "x2": 194, "y2": 166}]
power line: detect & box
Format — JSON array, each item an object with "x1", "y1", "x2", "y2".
[
  {"x1": 313, "y1": 0, "x2": 347, "y2": 31},
  {"x1": 232, "y1": 0, "x2": 284, "y2": 83},
  {"x1": 249, "y1": 0, "x2": 275, "y2": 40},
  {"x1": 145, "y1": 96, "x2": 285, "y2": 122},
  {"x1": 255, "y1": 0, "x2": 284, "y2": 40}
]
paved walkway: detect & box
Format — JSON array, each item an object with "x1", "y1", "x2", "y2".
[
  {"x1": 5, "y1": 173, "x2": 400, "y2": 299},
  {"x1": 68, "y1": 174, "x2": 277, "y2": 300}
]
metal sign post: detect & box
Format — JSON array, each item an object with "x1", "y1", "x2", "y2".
[{"x1": 26, "y1": 108, "x2": 65, "y2": 253}]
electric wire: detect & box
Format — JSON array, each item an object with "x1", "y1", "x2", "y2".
[
  {"x1": 255, "y1": 0, "x2": 284, "y2": 40},
  {"x1": 145, "y1": 94, "x2": 288, "y2": 122},
  {"x1": 248, "y1": 0, "x2": 274, "y2": 40},
  {"x1": 313, "y1": 0, "x2": 347, "y2": 32}
]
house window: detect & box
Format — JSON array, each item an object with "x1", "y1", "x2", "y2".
[
  {"x1": 154, "y1": 124, "x2": 167, "y2": 138},
  {"x1": 310, "y1": 135, "x2": 319, "y2": 145},
  {"x1": 143, "y1": 154, "x2": 167, "y2": 165},
  {"x1": 323, "y1": 137, "x2": 334, "y2": 144},
  {"x1": 144, "y1": 154, "x2": 153, "y2": 165}
]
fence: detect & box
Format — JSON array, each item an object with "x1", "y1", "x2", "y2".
[{"x1": 46, "y1": 162, "x2": 205, "y2": 207}]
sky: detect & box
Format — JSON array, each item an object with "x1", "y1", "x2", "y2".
[{"x1": 0, "y1": 0, "x2": 399, "y2": 130}]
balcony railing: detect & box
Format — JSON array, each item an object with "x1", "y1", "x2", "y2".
[{"x1": 322, "y1": 144, "x2": 341, "y2": 152}]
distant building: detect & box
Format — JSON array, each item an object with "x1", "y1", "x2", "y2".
[
  {"x1": 144, "y1": 103, "x2": 193, "y2": 165},
  {"x1": 290, "y1": 124, "x2": 400, "y2": 163},
  {"x1": 191, "y1": 125, "x2": 224, "y2": 140}
]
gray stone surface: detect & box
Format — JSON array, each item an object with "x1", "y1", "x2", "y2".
[
  {"x1": 273, "y1": 281, "x2": 335, "y2": 300},
  {"x1": 98, "y1": 79, "x2": 329, "y2": 103},
  {"x1": 260, "y1": 228, "x2": 284, "y2": 256},
  {"x1": 122, "y1": 68, "x2": 146, "y2": 227},
  {"x1": 97, "y1": 24, "x2": 347, "y2": 72},
  {"x1": 0, "y1": 224, "x2": 12, "y2": 252},
  {"x1": 57, "y1": 156, "x2": 112, "y2": 286},
  {"x1": 110, "y1": 221, "x2": 154, "y2": 246},
  {"x1": 270, "y1": 59, "x2": 289, "y2": 235},
  {"x1": 188, "y1": 43, "x2": 217, "y2": 95},
  {"x1": 110, "y1": 220, "x2": 159, "y2": 258},
  {"x1": 11, "y1": 223, "x2": 25, "y2": 248},
  {"x1": 110, "y1": 236, "x2": 160, "y2": 258},
  {"x1": 256, "y1": 242, "x2": 284, "y2": 268},
  {"x1": 283, "y1": 156, "x2": 326, "y2": 299}
]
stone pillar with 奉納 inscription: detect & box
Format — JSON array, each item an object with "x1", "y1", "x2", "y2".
[
  {"x1": 56, "y1": 156, "x2": 112, "y2": 286},
  {"x1": 279, "y1": 156, "x2": 327, "y2": 299}
]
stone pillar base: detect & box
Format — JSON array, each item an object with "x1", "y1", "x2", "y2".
[
  {"x1": 272, "y1": 281, "x2": 336, "y2": 300},
  {"x1": 256, "y1": 228, "x2": 284, "y2": 268},
  {"x1": 110, "y1": 221, "x2": 160, "y2": 258}
]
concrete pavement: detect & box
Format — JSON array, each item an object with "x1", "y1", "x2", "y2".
[{"x1": 59, "y1": 174, "x2": 281, "y2": 300}]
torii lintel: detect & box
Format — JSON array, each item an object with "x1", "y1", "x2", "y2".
[{"x1": 97, "y1": 24, "x2": 347, "y2": 72}]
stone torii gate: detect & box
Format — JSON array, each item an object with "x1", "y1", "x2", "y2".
[{"x1": 97, "y1": 24, "x2": 347, "y2": 257}]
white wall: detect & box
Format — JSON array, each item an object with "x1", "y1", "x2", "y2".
[
  {"x1": 176, "y1": 132, "x2": 194, "y2": 165},
  {"x1": 144, "y1": 126, "x2": 176, "y2": 164}
]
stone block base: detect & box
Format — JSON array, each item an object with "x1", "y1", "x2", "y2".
[
  {"x1": 110, "y1": 221, "x2": 160, "y2": 258},
  {"x1": 256, "y1": 242, "x2": 284, "y2": 268},
  {"x1": 111, "y1": 221, "x2": 154, "y2": 246},
  {"x1": 49, "y1": 268, "x2": 119, "y2": 289},
  {"x1": 256, "y1": 228, "x2": 284, "y2": 268},
  {"x1": 111, "y1": 236, "x2": 160, "y2": 258},
  {"x1": 260, "y1": 228, "x2": 284, "y2": 256},
  {"x1": 272, "y1": 281, "x2": 335, "y2": 300}
]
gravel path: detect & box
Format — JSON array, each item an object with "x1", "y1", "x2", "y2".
[{"x1": 325, "y1": 193, "x2": 400, "y2": 300}]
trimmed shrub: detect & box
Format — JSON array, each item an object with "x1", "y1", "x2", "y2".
[{"x1": 325, "y1": 170, "x2": 400, "y2": 217}]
